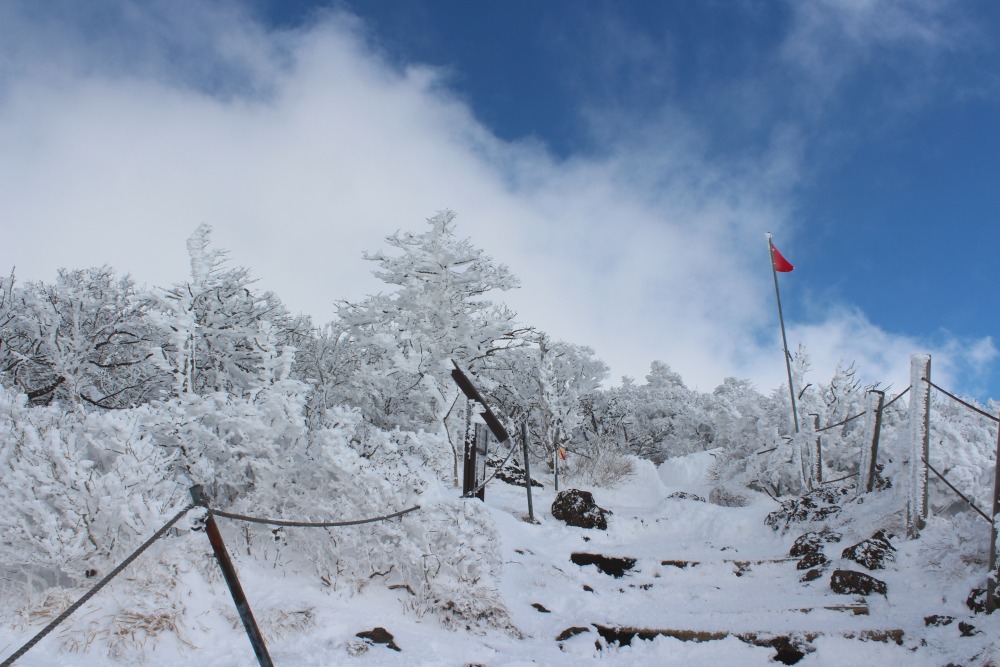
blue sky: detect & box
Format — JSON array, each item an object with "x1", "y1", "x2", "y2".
[{"x1": 2, "y1": 0, "x2": 999, "y2": 400}]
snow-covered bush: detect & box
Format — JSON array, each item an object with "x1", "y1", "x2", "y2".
[
  {"x1": 211, "y1": 406, "x2": 512, "y2": 630},
  {"x1": 142, "y1": 378, "x2": 310, "y2": 506},
  {"x1": 0, "y1": 386, "x2": 185, "y2": 599},
  {"x1": 561, "y1": 442, "x2": 637, "y2": 488}
]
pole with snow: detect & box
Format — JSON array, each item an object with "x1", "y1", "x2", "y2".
[
  {"x1": 767, "y1": 233, "x2": 799, "y2": 433},
  {"x1": 988, "y1": 414, "x2": 1000, "y2": 611},
  {"x1": 907, "y1": 354, "x2": 931, "y2": 539}
]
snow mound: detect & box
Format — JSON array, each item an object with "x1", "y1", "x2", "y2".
[{"x1": 658, "y1": 448, "x2": 720, "y2": 494}]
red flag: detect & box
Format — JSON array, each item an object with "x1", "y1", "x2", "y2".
[{"x1": 771, "y1": 243, "x2": 794, "y2": 272}]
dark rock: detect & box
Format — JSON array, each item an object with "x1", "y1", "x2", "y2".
[
  {"x1": 797, "y1": 551, "x2": 828, "y2": 570},
  {"x1": 924, "y1": 615, "x2": 954, "y2": 627},
  {"x1": 571, "y1": 552, "x2": 637, "y2": 578},
  {"x1": 583, "y1": 584, "x2": 594, "y2": 592},
  {"x1": 667, "y1": 491, "x2": 706, "y2": 502},
  {"x1": 967, "y1": 588, "x2": 987, "y2": 614},
  {"x1": 551, "y1": 489, "x2": 610, "y2": 530},
  {"x1": 873, "y1": 463, "x2": 892, "y2": 490},
  {"x1": 959, "y1": 621, "x2": 980, "y2": 637},
  {"x1": 556, "y1": 626, "x2": 591, "y2": 641},
  {"x1": 531, "y1": 603, "x2": 551, "y2": 613},
  {"x1": 593, "y1": 624, "x2": 645, "y2": 647},
  {"x1": 709, "y1": 486, "x2": 751, "y2": 507},
  {"x1": 830, "y1": 569, "x2": 887, "y2": 597},
  {"x1": 766, "y1": 488, "x2": 846, "y2": 532},
  {"x1": 789, "y1": 531, "x2": 842, "y2": 557},
  {"x1": 494, "y1": 460, "x2": 544, "y2": 488},
  {"x1": 842, "y1": 530, "x2": 895, "y2": 570},
  {"x1": 356, "y1": 627, "x2": 401, "y2": 651},
  {"x1": 800, "y1": 568, "x2": 824, "y2": 583},
  {"x1": 762, "y1": 636, "x2": 809, "y2": 665}
]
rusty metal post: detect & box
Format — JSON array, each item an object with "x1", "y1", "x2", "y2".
[
  {"x1": 553, "y1": 447, "x2": 559, "y2": 494},
  {"x1": 189, "y1": 486, "x2": 273, "y2": 667},
  {"x1": 857, "y1": 390, "x2": 885, "y2": 497},
  {"x1": 521, "y1": 422, "x2": 535, "y2": 522},
  {"x1": 866, "y1": 390, "x2": 885, "y2": 494},
  {"x1": 988, "y1": 417, "x2": 1000, "y2": 613},
  {"x1": 474, "y1": 423, "x2": 488, "y2": 501},
  {"x1": 462, "y1": 417, "x2": 476, "y2": 497}
]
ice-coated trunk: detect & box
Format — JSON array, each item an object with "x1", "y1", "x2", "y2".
[{"x1": 907, "y1": 354, "x2": 931, "y2": 538}]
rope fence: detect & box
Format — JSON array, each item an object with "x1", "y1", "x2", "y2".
[
  {"x1": 815, "y1": 409, "x2": 866, "y2": 433},
  {"x1": 919, "y1": 378, "x2": 998, "y2": 522},
  {"x1": 212, "y1": 505, "x2": 420, "y2": 528},
  {"x1": 919, "y1": 365, "x2": 1000, "y2": 613},
  {"x1": 0, "y1": 504, "x2": 195, "y2": 667},
  {"x1": 754, "y1": 386, "x2": 910, "y2": 457},
  {"x1": 923, "y1": 457, "x2": 991, "y2": 523},
  {"x1": 927, "y1": 379, "x2": 999, "y2": 423},
  {"x1": 2, "y1": 494, "x2": 427, "y2": 667}
]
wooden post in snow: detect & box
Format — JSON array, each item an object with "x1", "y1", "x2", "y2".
[
  {"x1": 857, "y1": 389, "x2": 885, "y2": 497},
  {"x1": 189, "y1": 485, "x2": 273, "y2": 667},
  {"x1": 452, "y1": 363, "x2": 510, "y2": 501},
  {"x1": 907, "y1": 354, "x2": 931, "y2": 538}
]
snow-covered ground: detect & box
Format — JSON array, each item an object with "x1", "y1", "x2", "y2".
[{"x1": 3, "y1": 450, "x2": 998, "y2": 666}]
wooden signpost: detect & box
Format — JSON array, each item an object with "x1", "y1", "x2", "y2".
[{"x1": 451, "y1": 363, "x2": 513, "y2": 502}]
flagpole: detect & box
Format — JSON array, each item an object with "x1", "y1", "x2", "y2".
[{"x1": 767, "y1": 232, "x2": 799, "y2": 433}]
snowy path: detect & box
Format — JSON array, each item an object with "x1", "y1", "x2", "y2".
[
  {"x1": 4, "y1": 452, "x2": 998, "y2": 665},
  {"x1": 492, "y1": 457, "x2": 912, "y2": 663}
]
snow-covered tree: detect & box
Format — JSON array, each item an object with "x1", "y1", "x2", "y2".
[
  {"x1": 148, "y1": 224, "x2": 303, "y2": 398},
  {"x1": 0, "y1": 267, "x2": 166, "y2": 409},
  {"x1": 488, "y1": 333, "x2": 608, "y2": 462},
  {"x1": 330, "y1": 211, "x2": 528, "y2": 480}
]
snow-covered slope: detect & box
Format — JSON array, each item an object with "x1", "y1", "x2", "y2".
[{"x1": 2, "y1": 452, "x2": 998, "y2": 666}]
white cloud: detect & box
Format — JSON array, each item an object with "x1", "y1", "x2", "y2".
[
  {"x1": 747, "y1": 307, "x2": 996, "y2": 399},
  {"x1": 780, "y1": 0, "x2": 967, "y2": 107},
  {"x1": 0, "y1": 2, "x2": 993, "y2": 399}
]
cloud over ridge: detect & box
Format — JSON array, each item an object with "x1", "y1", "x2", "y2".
[{"x1": 0, "y1": 0, "x2": 994, "y2": 399}]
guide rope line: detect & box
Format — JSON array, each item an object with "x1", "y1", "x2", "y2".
[
  {"x1": 926, "y1": 379, "x2": 999, "y2": 423},
  {"x1": 210, "y1": 504, "x2": 421, "y2": 528},
  {"x1": 462, "y1": 434, "x2": 520, "y2": 499},
  {"x1": 0, "y1": 504, "x2": 195, "y2": 667},
  {"x1": 881, "y1": 386, "x2": 910, "y2": 411},
  {"x1": 922, "y1": 457, "x2": 991, "y2": 523},
  {"x1": 758, "y1": 388, "x2": 913, "y2": 454},
  {"x1": 815, "y1": 409, "x2": 867, "y2": 433}
]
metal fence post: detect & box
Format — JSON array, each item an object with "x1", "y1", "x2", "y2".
[
  {"x1": 474, "y1": 423, "x2": 488, "y2": 501},
  {"x1": 189, "y1": 486, "x2": 273, "y2": 667},
  {"x1": 907, "y1": 354, "x2": 931, "y2": 538},
  {"x1": 521, "y1": 422, "x2": 535, "y2": 522},
  {"x1": 810, "y1": 414, "x2": 822, "y2": 487},
  {"x1": 988, "y1": 417, "x2": 1000, "y2": 612},
  {"x1": 857, "y1": 390, "x2": 885, "y2": 497},
  {"x1": 462, "y1": 410, "x2": 476, "y2": 496},
  {"x1": 866, "y1": 390, "x2": 885, "y2": 494},
  {"x1": 553, "y1": 447, "x2": 559, "y2": 493}
]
